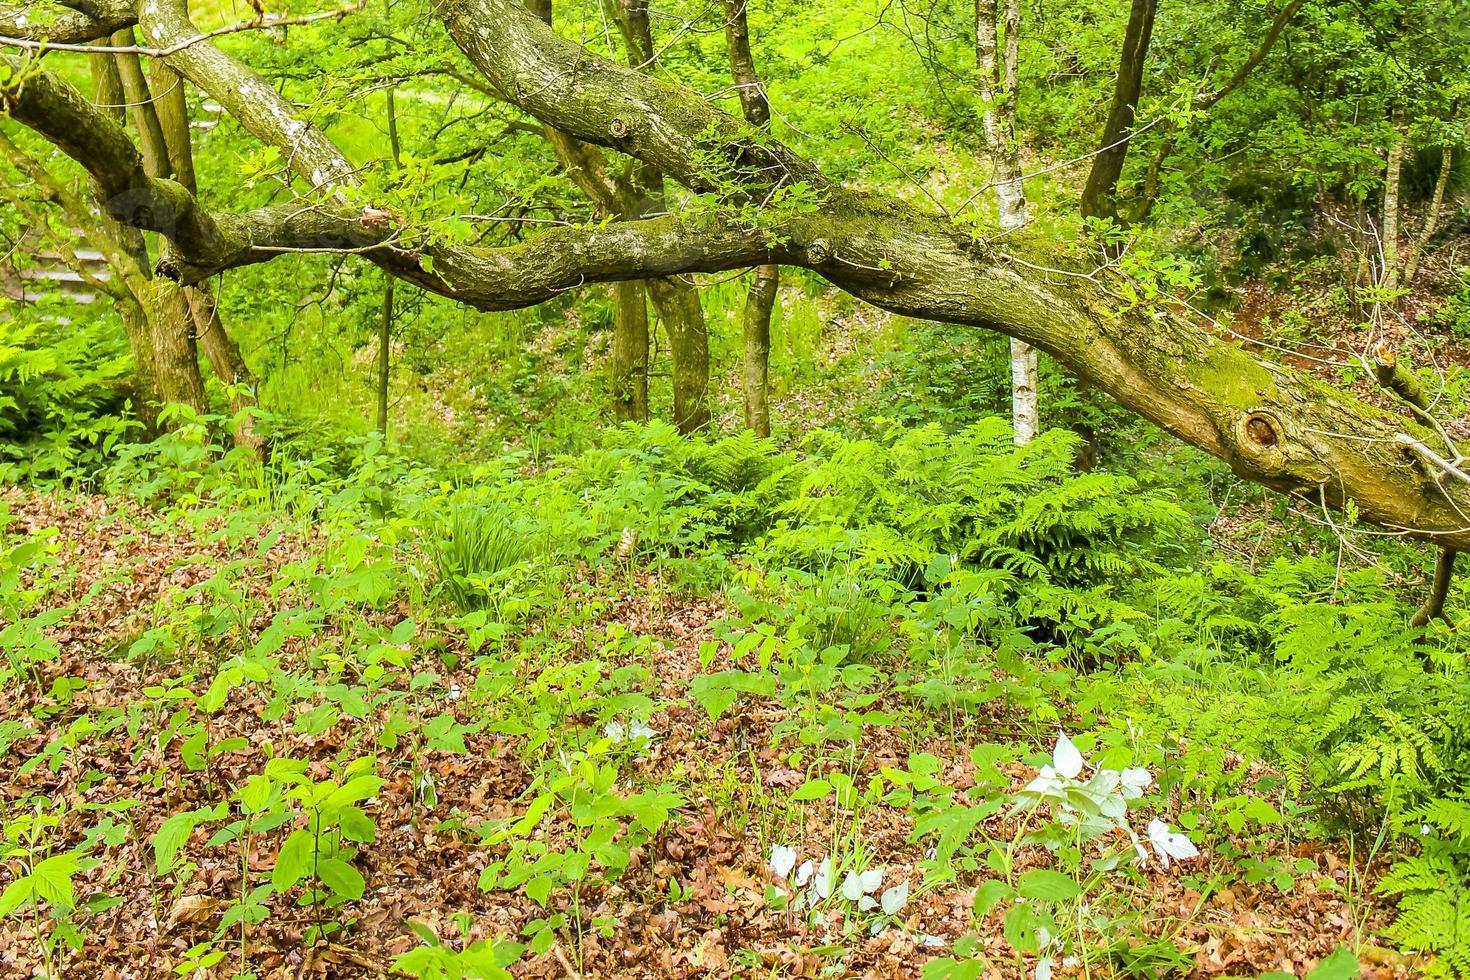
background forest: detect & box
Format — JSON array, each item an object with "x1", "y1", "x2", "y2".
[{"x1": 3, "y1": 0, "x2": 1470, "y2": 977}]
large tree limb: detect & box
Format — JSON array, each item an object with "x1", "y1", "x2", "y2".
[
  {"x1": 0, "y1": 0, "x2": 135, "y2": 43},
  {"x1": 7, "y1": 4, "x2": 1470, "y2": 551}
]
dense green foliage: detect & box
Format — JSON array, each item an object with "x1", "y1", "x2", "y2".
[{"x1": 4, "y1": 0, "x2": 1470, "y2": 974}]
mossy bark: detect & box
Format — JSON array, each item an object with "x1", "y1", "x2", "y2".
[{"x1": 611, "y1": 280, "x2": 650, "y2": 422}]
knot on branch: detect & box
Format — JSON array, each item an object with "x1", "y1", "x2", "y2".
[
  {"x1": 1244, "y1": 412, "x2": 1280, "y2": 449},
  {"x1": 805, "y1": 239, "x2": 831, "y2": 264},
  {"x1": 608, "y1": 117, "x2": 631, "y2": 139}
]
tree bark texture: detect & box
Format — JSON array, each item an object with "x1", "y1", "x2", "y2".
[
  {"x1": 724, "y1": 0, "x2": 777, "y2": 437},
  {"x1": 1080, "y1": 0, "x2": 1157, "y2": 223}
]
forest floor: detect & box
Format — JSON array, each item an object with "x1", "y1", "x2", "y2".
[{"x1": 0, "y1": 489, "x2": 1428, "y2": 979}]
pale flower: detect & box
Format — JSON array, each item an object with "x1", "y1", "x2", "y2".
[
  {"x1": 1053, "y1": 732, "x2": 1086, "y2": 779},
  {"x1": 1146, "y1": 819, "x2": 1200, "y2": 867},
  {"x1": 768, "y1": 844, "x2": 797, "y2": 880}
]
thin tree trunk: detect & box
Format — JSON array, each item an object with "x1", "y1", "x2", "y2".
[
  {"x1": 187, "y1": 286, "x2": 263, "y2": 452},
  {"x1": 602, "y1": 0, "x2": 710, "y2": 434},
  {"x1": 90, "y1": 41, "x2": 124, "y2": 125},
  {"x1": 1402, "y1": 144, "x2": 1453, "y2": 286},
  {"x1": 723, "y1": 0, "x2": 777, "y2": 437},
  {"x1": 110, "y1": 29, "x2": 172, "y2": 179},
  {"x1": 144, "y1": 49, "x2": 261, "y2": 452},
  {"x1": 977, "y1": 0, "x2": 1037, "y2": 445},
  {"x1": 378, "y1": 60, "x2": 402, "y2": 437},
  {"x1": 611, "y1": 280, "x2": 650, "y2": 421},
  {"x1": 648, "y1": 279, "x2": 710, "y2": 433},
  {"x1": 1380, "y1": 111, "x2": 1405, "y2": 294},
  {"x1": 148, "y1": 60, "x2": 195, "y2": 193},
  {"x1": 534, "y1": 0, "x2": 658, "y2": 424},
  {"x1": 742, "y1": 264, "x2": 776, "y2": 436},
  {"x1": 1080, "y1": 0, "x2": 1157, "y2": 223}
]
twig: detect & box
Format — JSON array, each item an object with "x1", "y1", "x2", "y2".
[{"x1": 1394, "y1": 433, "x2": 1470, "y2": 489}]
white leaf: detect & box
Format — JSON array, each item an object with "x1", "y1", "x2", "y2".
[
  {"x1": 1023, "y1": 766, "x2": 1066, "y2": 797},
  {"x1": 840, "y1": 870, "x2": 865, "y2": 902},
  {"x1": 1119, "y1": 767, "x2": 1152, "y2": 799},
  {"x1": 1087, "y1": 768, "x2": 1121, "y2": 796},
  {"x1": 858, "y1": 895, "x2": 878, "y2": 911},
  {"x1": 794, "y1": 859, "x2": 814, "y2": 887},
  {"x1": 1036, "y1": 955, "x2": 1055, "y2": 980},
  {"x1": 880, "y1": 880, "x2": 909, "y2": 915},
  {"x1": 1146, "y1": 819, "x2": 1200, "y2": 867},
  {"x1": 1053, "y1": 733, "x2": 1085, "y2": 780},
  {"x1": 601, "y1": 721, "x2": 625, "y2": 742},
  {"x1": 629, "y1": 722, "x2": 657, "y2": 743},
  {"x1": 813, "y1": 858, "x2": 833, "y2": 899},
  {"x1": 768, "y1": 844, "x2": 797, "y2": 880},
  {"x1": 858, "y1": 868, "x2": 884, "y2": 894},
  {"x1": 918, "y1": 934, "x2": 946, "y2": 948}
]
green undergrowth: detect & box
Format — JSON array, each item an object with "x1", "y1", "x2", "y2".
[{"x1": 2, "y1": 416, "x2": 1468, "y2": 976}]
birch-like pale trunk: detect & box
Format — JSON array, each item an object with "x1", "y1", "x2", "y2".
[
  {"x1": 977, "y1": 0, "x2": 1036, "y2": 444},
  {"x1": 1380, "y1": 111, "x2": 1405, "y2": 294}
]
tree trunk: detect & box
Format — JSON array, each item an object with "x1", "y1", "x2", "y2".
[
  {"x1": 596, "y1": 0, "x2": 710, "y2": 433},
  {"x1": 89, "y1": 40, "x2": 124, "y2": 125},
  {"x1": 610, "y1": 280, "x2": 650, "y2": 421},
  {"x1": 148, "y1": 60, "x2": 195, "y2": 193},
  {"x1": 134, "y1": 279, "x2": 209, "y2": 429},
  {"x1": 648, "y1": 278, "x2": 710, "y2": 433},
  {"x1": 110, "y1": 29, "x2": 172, "y2": 179},
  {"x1": 977, "y1": 0, "x2": 1037, "y2": 445},
  {"x1": 1080, "y1": 0, "x2": 1157, "y2": 223},
  {"x1": 1380, "y1": 112, "x2": 1405, "y2": 295},
  {"x1": 186, "y1": 285, "x2": 263, "y2": 453},
  {"x1": 723, "y1": 0, "x2": 777, "y2": 437},
  {"x1": 742, "y1": 264, "x2": 777, "y2": 436},
  {"x1": 1401, "y1": 144, "x2": 1452, "y2": 286},
  {"x1": 378, "y1": 69, "x2": 402, "y2": 437}
]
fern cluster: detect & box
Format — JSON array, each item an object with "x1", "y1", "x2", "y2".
[{"x1": 0, "y1": 312, "x2": 131, "y2": 481}]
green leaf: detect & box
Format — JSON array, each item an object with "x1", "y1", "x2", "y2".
[
  {"x1": 511, "y1": 793, "x2": 554, "y2": 837},
  {"x1": 272, "y1": 828, "x2": 313, "y2": 891},
  {"x1": 238, "y1": 775, "x2": 274, "y2": 815},
  {"x1": 1002, "y1": 902, "x2": 1044, "y2": 954},
  {"x1": 29, "y1": 852, "x2": 79, "y2": 908},
  {"x1": 317, "y1": 858, "x2": 365, "y2": 900},
  {"x1": 209, "y1": 737, "x2": 250, "y2": 758},
  {"x1": 1242, "y1": 798, "x2": 1283, "y2": 825},
  {"x1": 337, "y1": 805, "x2": 377, "y2": 844},
  {"x1": 921, "y1": 959, "x2": 983, "y2": 980},
  {"x1": 0, "y1": 877, "x2": 34, "y2": 917},
  {"x1": 525, "y1": 875, "x2": 554, "y2": 906},
  {"x1": 972, "y1": 878, "x2": 1016, "y2": 918},
  {"x1": 154, "y1": 808, "x2": 214, "y2": 874},
  {"x1": 1017, "y1": 869, "x2": 1080, "y2": 902},
  {"x1": 1306, "y1": 947, "x2": 1358, "y2": 980},
  {"x1": 790, "y1": 778, "x2": 833, "y2": 801},
  {"x1": 324, "y1": 774, "x2": 384, "y2": 811}
]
